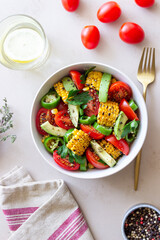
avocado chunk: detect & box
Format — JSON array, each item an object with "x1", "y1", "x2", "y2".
[
  {"x1": 68, "y1": 104, "x2": 79, "y2": 127},
  {"x1": 114, "y1": 111, "x2": 128, "y2": 140},
  {"x1": 62, "y1": 77, "x2": 77, "y2": 91},
  {"x1": 41, "y1": 121, "x2": 66, "y2": 137},
  {"x1": 99, "y1": 73, "x2": 111, "y2": 102},
  {"x1": 91, "y1": 140, "x2": 116, "y2": 167}
]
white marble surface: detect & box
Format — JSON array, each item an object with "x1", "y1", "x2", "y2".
[{"x1": 0, "y1": 0, "x2": 160, "y2": 239}]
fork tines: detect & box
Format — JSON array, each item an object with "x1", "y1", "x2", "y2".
[{"x1": 138, "y1": 47, "x2": 155, "y2": 74}]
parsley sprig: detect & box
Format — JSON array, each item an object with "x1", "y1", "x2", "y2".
[
  {"x1": 57, "y1": 143, "x2": 86, "y2": 165},
  {"x1": 66, "y1": 90, "x2": 92, "y2": 106},
  {"x1": 80, "y1": 66, "x2": 96, "y2": 84}
]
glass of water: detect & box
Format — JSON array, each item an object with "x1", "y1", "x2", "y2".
[{"x1": 0, "y1": 14, "x2": 49, "y2": 70}]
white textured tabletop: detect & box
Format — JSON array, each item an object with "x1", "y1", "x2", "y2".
[{"x1": 0, "y1": 1, "x2": 160, "y2": 239}]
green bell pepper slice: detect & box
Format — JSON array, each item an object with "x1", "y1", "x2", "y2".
[
  {"x1": 64, "y1": 128, "x2": 75, "y2": 143},
  {"x1": 93, "y1": 122, "x2": 112, "y2": 136},
  {"x1": 41, "y1": 91, "x2": 60, "y2": 109},
  {"x1": 129, "y1": 99, "x2": 138, "y2": 111},
  {"x1": 44, "y1": 136, "x2": 63, "y2": 153},
  {"x1": 79, "y1": 115, "x2": 97, "y2": 125}
]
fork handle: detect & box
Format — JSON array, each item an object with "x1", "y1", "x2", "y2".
[
  {"x1": 134, "y1": 150, "x2": 142, "y2": 190},
  {"x1": 142, "y1": 84, "x2": 147, "y2": 101},
  {"x1": 134, "y1": 84, "x2": 147, "y2": 190}
]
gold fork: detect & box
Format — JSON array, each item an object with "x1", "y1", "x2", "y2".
[{"x1": 134, "y1": 47, "x2": 155, "y2": 191}]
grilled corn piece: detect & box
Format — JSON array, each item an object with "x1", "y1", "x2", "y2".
[
  {"x1": 67, "y1": 129, "x2": 91, "y2": 156},
  {"x1": 97, "y1": 101, "x2": 119, "y2": 127},
  {"x1": 111, "y1": 78, "x2": 117, "y2": 84},
  {"x1": 85, "y1": 71, "x2": 102, "y2": 91},
  {"x1": 54, "y1": 81, "x2": 68, "y2": 103},
  {"x1": 98, "y1": 139, "x2": 122, "y2": 160}
]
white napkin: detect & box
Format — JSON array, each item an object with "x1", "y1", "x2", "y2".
[{"x1": 0, "y1": 166, "x2": 94, "y2": 240}]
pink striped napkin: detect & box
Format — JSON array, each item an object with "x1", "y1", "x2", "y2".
[{"x1": 0, "y1": 166, "x2": 94, "y2": 240}]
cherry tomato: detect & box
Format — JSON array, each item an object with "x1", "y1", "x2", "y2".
[
  {"x1": 80, "y1": 124, "x2": 105, "y2": 140},
  {"x1": 70, "y1": 70, "x2": 85, "y2": 90},
  {"x1": 57, "y1": 100, "x2": 68, "y2": 112},
  {"x1": 135, "y1": 0, "x2": 154, "y2": 7},
  {"x1": 105, "y1": 135, "x2": 129, "y2": 155},
  {"x1": 81, "y1": 25, "x2": 100, "y2": 49},
  {"x1": 109, "y1": 81, "x2": 132, "y2": 103},
  {"x1": 55, "y1": 110, "x2": 74, "y2": 130},
  {"x1": 86, "y1": 148, "x2": 109, "y2": 169},
  {"x1": 119, "y1": 99, "x2": 139, "y2": 121},
  {"x1": 97, "y1": 1, "x2": 121, "y2": 23},
  {"x1": 53, "y1": 151, "x2": 80, "y2": 171},
  {"x1": 84, "y1": 89, "x2": 100, "y2": 116},
  {"x1": 61, "y1": 0, "x2": 79, "y2": 12},
  {"x1": 119, "y1": 22, "x2": 145, "y2": 44},
  {"x1": 36, "y1": 108, "x2": 56, "y2": 135}
]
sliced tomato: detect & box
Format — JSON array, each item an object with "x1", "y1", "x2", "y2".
[
  {"x1": 53, "y1": 151, "x2": 80, "y2": 171},
  {"x1": 57, "y1": 100, "x2": 68, "y2": 111},
  {"x1": 80, "y1": 124, "x2": 104, "y2": 140},
  {"x1": 36, "y1": 108, "x2": 56, "y2": 135},
  {"x1": 86, "y1": 148, "x2": 109, "y2": 169},
  {"x1": 119, "y1": 99, "x2": 139, "y2": 121},
  {"x1": 109, "y1": 81, "x2": 132, "y2": 102},
  {"x1": 105, "y1": 135, "x2": 129, "y2": 155},
  {"x1": 84, "y1": 89, "x2": 100, "y2": 116},
  {"x1": 70, "y1": 70, "x2": 85, "y2": 90},
  {"x1": 55, "y1": 110, "x2": 74, "y2": 130}
]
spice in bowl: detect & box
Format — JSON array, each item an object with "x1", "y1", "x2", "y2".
[{"x1": 123, "y1": 205, "x2": 160, "y2": 240}]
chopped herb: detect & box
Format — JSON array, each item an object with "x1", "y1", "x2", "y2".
[
  {"x1": 98, "y1": 159, "x2": 107, "y2": 165},
  {"x1": 66, "y1": 90, "x2": 92, "y2": 106},
  {"x1": 80, "y1": 66, "x2": 96, "y2": 84},
  {"x1": 57, "y1": 143, "x2": 69, "y2": 158}
]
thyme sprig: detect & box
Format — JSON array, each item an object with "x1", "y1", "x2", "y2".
[{"x1": 0, "y1": 98, "x2": 16, "y2": 143}]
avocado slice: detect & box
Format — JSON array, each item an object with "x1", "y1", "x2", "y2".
[
  {"x1": 41, "y1": 121, "x2": 66, "y2": 137},
  {"x1": 114, "y1": 111, "x2": 128, "y2": 140},
  {"x1": 62, "y1": 77, "x2": 77, "y2": 91},
  {"x1": 91, "y1": 140, "x2": 116, "y2": 167},
  {"x1": 99, "y1": 73, "x2": 111, "y2": 102},
  {"x1": 68, "y1": 104, "x2": 79, "y2": 127}
]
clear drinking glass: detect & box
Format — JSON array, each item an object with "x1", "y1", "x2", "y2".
[{"x1": 0, "y1": 15, "x2": 49, "y2": 70}]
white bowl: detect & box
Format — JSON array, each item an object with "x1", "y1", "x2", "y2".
[{"x1": 30, "y1": 62, "x2": 148, "y2": 179}]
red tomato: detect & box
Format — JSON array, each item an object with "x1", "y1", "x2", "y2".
[
  {"x1": 81, "y1": 25, "x2": 100, "y2": 49},
  {"x1": 84, "y1": 89, "x2": 100, "y2": 116},
  {"x1": 105, "y1": 135, "x2": 129, "y2": 155},
  {"x1": 53, "y1": 151, "x2": 80, "y2": 171},
  {"x1": 57, "y1": 100, "x2": 68, "y2": 112},
  {"x1": 109, "y1": 81, "x2": 132, "y2": 103},
  {"x1": 61, "y1": 0, "x2": 79, "y2": 12},
  {"x1": 119, "y1": 99, "x2": 139, "y2": 121},
  {"x1": 97, "y1": 1, "x2": 121, "y2": 23},
  {"x1": 80, "y1": 124, "x2": 104, "y2": 140},
  {"x1": 36, "y1": 108, "x2": 56, "y2": 135},
  {"x1": 119, "y1": 22, "x2": 145, "y2": 44},
  {"x1": 55, "y1": 110, "x2": 74, "y2": 130},
  {"x1": 70, "y1": 70, "x2": 85, "y2": 90},
  {"x1": 86, "y1": 148, "x2": 109, "y2": 169},
  {"x1": 135, "y1": 0, "x2": 154, "y2": 7}
]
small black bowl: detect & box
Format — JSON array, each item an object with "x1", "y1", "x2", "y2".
[{"x1": 121, "y1": 203, "x2": 160, "y2": 240}]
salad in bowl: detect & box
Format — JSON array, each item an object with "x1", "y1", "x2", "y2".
[{"x1": 34, "y1": 65, "x2": 143, "y2": 173}]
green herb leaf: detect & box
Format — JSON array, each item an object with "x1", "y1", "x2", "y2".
[
  {"x1": 80, "y1": 66, "x2": 96, "y2": 84},
  {"x1": 66, "y1": 90, "x2": 92, "y2": 106},
  {"x1": 98, "y1": 159, "x2": 107, "y2": 165},
  {"x1": 57, "y1": 143, "x2": 68, "y2": 158}
]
